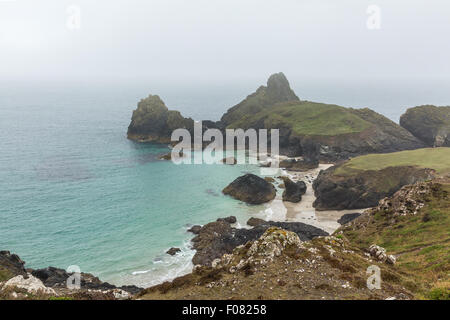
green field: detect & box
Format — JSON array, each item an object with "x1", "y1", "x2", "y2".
[
  {"x1": 229, "y1": 101, "x2": 372, "y2": 136},
  {"x1": 335, "y1": 148, "x2": 450, "y2": 176}
]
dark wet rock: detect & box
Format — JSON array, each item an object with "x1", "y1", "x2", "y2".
[
  {"x1": 223, "y1": 174, "x2": 276, "y2": 204},
  {"x1": 400, "y1": 105, "x2": 450, "y2": 147},
  {"x1": 166, "y1": 248, "x2": 181, "y2": 256},
  {"x1": 246, "y1": 217, "x2": 267, "y2": 227},
  {"x1": 191, "y1": 219, "x2": 328, "y2": 266},
  {"x1": 313, "y1": 165, "x2": 436, "y2": 210},
  {"x1": 337, "y1": 213, "x2": 361, "y2": 225},
  {"x1": 0, "y1": 251, "x2": 27, "y2": 281},
  {"x1": 217, "y1": 216, "x2": 237, "y2": 224},
  {"x1": 31, "y1": 266, "x2": 142, "y2": 295},
  {"x1": 188, "y1": 225, "x2": 202, "y2": 234},
  {"x1": 282, "y1": 177, "x2": 307, "y2": 203}
]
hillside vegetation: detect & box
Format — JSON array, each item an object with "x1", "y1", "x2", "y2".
[
  {"x1": 229, "y1": 101, "x2": 372, "y2": 136},
  {"x1": 334, "y1": 147, "x2": 450, "y2": 176},
  {"x1": 339, "y1": 178, "x2": 450, "y2": 299}
]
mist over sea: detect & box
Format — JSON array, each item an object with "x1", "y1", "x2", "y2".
[{"x1": 1, "y1": 78, "x2": 448, "y2": 286}]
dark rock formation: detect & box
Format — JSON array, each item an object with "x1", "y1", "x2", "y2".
[
  {"x1": 313, "y1": 165, "x2": 436, "y2": 210},
  {"x1": 337, "y1": 213, "x2": 361, "y2": 225},
  {"x1": 220, "y1": 72, "x2": 299, "y2": 126},
  {"x1": 280, "y1": 158, "x2": 319, "y2": 171},
  {"x1": 0, "y1": 251, "x2": 27, "y2": 281},
  {"x1": 400, "y1": 105, "x2": 450, "y2": 147},
  {"x1": 127, "y1": 95, "x2": 194, "y2": 143},
  {"x1": 191, "y1": 217, "x2": 328, "y2": 266},
  {"x1": 217, "y1": 216, "x2": 237, "y2": 224},
  {"x1": 31, "y1": 266, "x2": 142, "y2": 294},
  {"x1": 188, "y1": 225, "x2": 202, "y2": 234},
  {"x1": 282, "y1": 177, "x2": 307, "y2": 203},
  {"x1": 222, "y1": 174, "x2": 276, "y2": 204},
  {"x1": 166, "y1": 248, "x2": 181, "y2": 256}
]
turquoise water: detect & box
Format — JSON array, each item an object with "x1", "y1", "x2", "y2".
[{"x1": 0, "y1": 86, "x2": 264, "y2": 287}]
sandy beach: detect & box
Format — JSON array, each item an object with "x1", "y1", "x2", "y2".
[{"x1": 253, "y1": 164, "x2": 367, "y2": 234}]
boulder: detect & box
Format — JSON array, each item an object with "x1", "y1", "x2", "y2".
[
  {"x1": 282, "y1": 177, "x2": 307, "y2": 203},
  {"x1": 0, "y1": 251, "x2": 27, "y2": 281},
  {"x1": 246, "y1": 217, "x2": 267, "y2": 227},
  {"x1": 337, "y1": 213, "x2": 361, "y2": 225},
  {"x1": 223, "y1": 174, "x2": 276, "y2": 204},
  {"x1": 166, "y1": 248, "x2": 181, "y2": 256}
]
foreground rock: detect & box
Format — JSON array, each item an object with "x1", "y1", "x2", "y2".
[
  {"x1": 400, "y1": 105, "x2": 450, "y2": 147},
  {"x1": 337, "y1": 213, "x2": 361, "y2": 225},
  {"x1": 282, "y1": 177, "x2": 307, "y2": 203},
  {"x1": 191, "y1": 218, "x2": 328, "y2": 266},
  {"x1": 222, "y1": 174, "x2": 276, "y2": 204},
  {"x1": 0, "y1": 253, "x2": 142, "y2": 300},
  {"x1": 138, "y1": 229, "x2": 412, "y2": 300}
]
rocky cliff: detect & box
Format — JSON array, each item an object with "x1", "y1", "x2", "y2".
[
  {"x1": 313, "y1": 147, "x2": 449, "y2": 210},
  {"x1": 400, "y1": 105, "x2": 450, "y2": 147},
  {"x1": 127, "y1": 95, "x2": 195, "y2": 143}
]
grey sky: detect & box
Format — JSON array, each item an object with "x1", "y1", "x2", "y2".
[{"x1": 1, "y1": 0, "x2": 450, "y2": 86}]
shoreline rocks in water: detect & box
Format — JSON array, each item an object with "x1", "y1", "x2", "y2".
[
  {"x1": 282, "y1": 177, "x2": 307, "y2": 203},
  {"x1": 400, "y1": 105, "x2": 450, "y2": 147},
  {"x1": 166, "y1": 248, "x2": 181, "y2": 256},
  {"x1": 0, "y1": 251, "x2": 142, "y2": 299},
  {"x1": 222, "y1": 174, "x2": 276, "y2": 204},
  {"x1": 190, "y1": 217, "x2": 328, "y2": 266}
]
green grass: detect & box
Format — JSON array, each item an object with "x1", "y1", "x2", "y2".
[
  {"x1": 341, "y1": 182, "x2": 450, "y2": 299},
  {"x1": 335, "y1": 147, "x2": 450, "y2": 176},
  {"x1": 229, "y1": 101, "x2": 372, "y2": 136}
]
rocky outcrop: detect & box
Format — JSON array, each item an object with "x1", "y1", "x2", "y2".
[
  {"x1": 0, "y1": 251, "x2": 27, "y2": 281},
  {"x1": 166, "y1": 248, "x2": 181, "y2": 256},
  {"x1": 191, "y1": 217, "x2": 328, "y2": 266},
  {"x1": 127, "y1": 95, "x2": 195, "y2": 143},
  {"x1": 400, "y1": 105, "x2": 450, "y2": 147},
  {"x1": 337, "y1": 213, "x2": 361, "y2": 225},
  {"x1": 368, "y1": 245, "x2": 396, "y2": 265},
  {"x1": 222, "y1": 174, "x2": 276, "y2": 204},
  {"x1": 220, "y1": 72, "x2": 299, "y2": 126},
  {"x1": 31, "y1": 266, "x2": 141, "y2": 295},
  {"x1": 313, "y1": 165, "x2": 436, "y2": 210},
  {"x1": 281, "y1": 177, "x2": 307, "y2": 203}
]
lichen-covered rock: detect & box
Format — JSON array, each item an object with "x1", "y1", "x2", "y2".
[
  {"x1": 223, "y1": 174, "x2": 276, "y2": 204},
  {"x1": 400, "y1": 105, "x2": 450, "y2": 147},
  {"x1": 369, "y1": 245, "x2": 396, "y2": 265},
  {"x1": 212, "y1": 227, "x2": 304, "y2": 271},
  {"x1": 2, "y1": 274, "x2": 57, "y2": 295}
]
